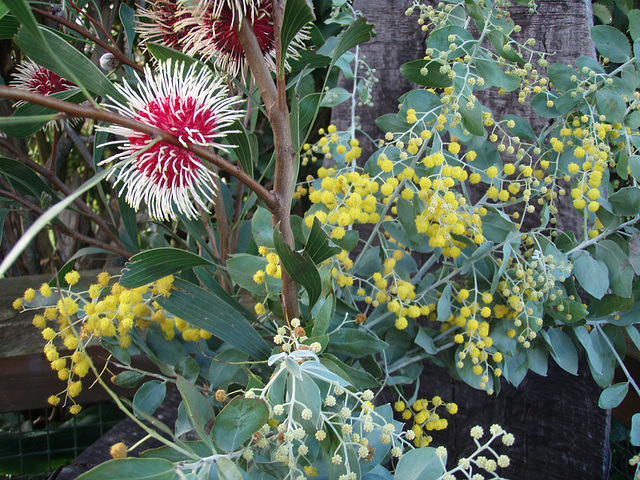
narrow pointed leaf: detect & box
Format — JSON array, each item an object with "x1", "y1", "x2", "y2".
[
  {"x1": 119, "y1": 248, "x2": 216, "y2": 288},
  {"x1": 281, "y1": 0, "x2": 315, "y2": 70},
  {"x1": 158, "y1": 278, "x2": 271, "y2": 360},
  {"x1": 274, "y1": 225, "x2": 322, "y2": 310},
  {"x1": 306, "y1": 216, "x2": 341, "y2": 264}
]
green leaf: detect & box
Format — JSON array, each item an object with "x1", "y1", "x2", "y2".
[
  {"x1": 596, "y1": 240, "x2": 634, "y2": 298},
  {"x1": 117, "y1": 188, "x2": 140, "y2": 252},
  {"x1": 575, "y1": 326, "x2": 602, "y2": 375},
  {"x1": 217, "y1": 457, "x2": 243, "y2": 480},
  {"x1": 1, "y1": 0, "x2": 43, "y2": 46},
  {"x1": 147, "y1": 42, "x2": 207, "y2": 72},
  {"x1": 306, "y1": 217, "x2": 341, "y2": 265},
  {"x1": 548, "y1": 63, "x2": 580, "y2": 92},
  {"x1": 598, "y1": 382, "x2": 629, "y2": 409},
  {"x1": 393, "y1": 447, "x2": 445, "y2": 480},
  {"x1": 329, "y1": 328, "x2": 388, "y2": 357},
  {"x1": 175, "y1": 356, "x2": 200, "y2": 384},
  {"x1": 629, "y1": 10, "x2": 640, "y2": 40},
  {"x1": 530, "y1": 91, "x2": 560, "y2": 118},
  {"x1": 437, "y1": 284, "x2": 452, "y2": 322},
  {"x1": 176, "y1": 376, "x2": 215, "y2": 449},
  {"x1": 299, "y1": 92, "x2": 321, "y2": 130},
  {"x1": 76, "y1": 458, "x2": 175, "y2": 480},
  {"x1": 119, "y1": 248, "x2": 216, "y2": 288},
  {"x1": 227, "y1": 254, "x2": 281, "y2": 294},
  {"x1": 476, "y1": 60, "x2": 520, "y2": 92},
  {"x1": 119, "y1": 4, "x2": 136, "y2": 56},
  {"x1": 591, "y1": 25, "x2": 630, "y2": 62},
  {"x1": 414, "y1": 328, "x2": 437, "y2": 355},
  {"x1": 608, "y1": 186, "x2": 640, "y2": 216},
  {"x1": 631, "y1": 413, "x2": 640, "y2": 446},
  {"x1": 0, "y1": 164, "x2": 114, "y2": 277},
  {"x1": 15, "y1": 26, "x2": 125, "y2": 103},
  {"x1": 428, "y1": 25, "x2": 474, "y2": 60},
  {"x1": 113, "y1": 370, "x2": 145, "y2": 388},
  {"x1": 331, "y1": 17, "x2": 375, "y2": 67},
  {"x1": 464, "y1": 0, "x2": 484, "y2": 20},
  {"x1": 273, "y1": 224, "x2": 322, "y2": 310},
  {"x1": 0, "y1": 157, "x2": 59, "y2": 200},
  {"x1": 593, "y1": 3, "x2": 612, "y2": 24},
  {"x1": 311, "y1": 294, "x2": 335, "y2": 337},
  {"x1": 571, "y1": 250, "x2": 609, "y2": 299},
  {"x1": 226, "y1": 120, "x2": 255, "y2": 178},
  {"x1": 251, "y1": 206, "x2": 275, "y2": 248},
  {"x1": 596, "y1": 88, "x2": 626, "y2": 124},
  {"x1": 133, "y1": 380, "x2": 166, "y2": 417},
  {"x1": 212, "y1": 397, "x2": 269, "y2": 452},
  {"x1": 320, "y1": 86, "x2": 351, "y2": 108},
  {"x1": 541, "y1": 328, "x2": 578, "y2": 375},
  {"x1": 460, "y1": 98, "x2": 485, "y2": 136},
  {"x1": 629, "y1": 231, "x2": 640, "y2": 275},
  {"x1": 400, "y1": 59, "x2": 452, "y2": 88},
  {"x1": 280, "y1": 0, "x2": 314, "y2": 71},
  {"x1": 159, "y1": 278, "x2": 271, "y2": 360}
]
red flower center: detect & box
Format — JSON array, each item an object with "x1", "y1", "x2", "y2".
[
  {"x1": 129, "y1": 95, "x2": 218, "y2": 188},
  {"x1": 29, "y1": 67, "x2": 74, "y2": 95},
  {"x1": 152, "y1": 0, "x2": 191, "y2": 49},
  {"x1": 212, "y1": 3, "x2": 275, "y2": 62}
]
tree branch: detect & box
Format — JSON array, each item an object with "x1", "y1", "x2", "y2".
[
  {"x1": 236, "y1": 8, "x2": 300, "y2": 321},
  {"x1": 0, "y1": 187, "x2": 132, "y2": 258},
  {"x1": 32, "y1": 7, "x2": 144, "y2": 74},
  {"x1": 0, "y1": 137, "x2": 128, "y2": 251},
  {"x1": 0, "y1": 86, "x2": 278, "y2": 211}
]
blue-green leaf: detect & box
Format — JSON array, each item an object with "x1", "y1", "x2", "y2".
[
  {"x1": 133, "y1": 380, "x2": 166, "y2": 417},
  {"x1": 591, "y1": 25, "x2": 631, "y2": 63},
  {"x1": 598, "y1": 382, "x2": 629, "y2": 409},
  {"x1": 212, "y1": 397, "x2": 269, "y2": 452},
  {"x1": 76, "y1": 458, "x2": 175, "y2": 480},
  {"x1": 571, "y1": 250, "x2": 609, "y2": 299}
]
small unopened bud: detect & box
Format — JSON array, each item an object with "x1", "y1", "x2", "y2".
[
  {"x1": 109, "y1": 442, "x2": 127, "y2": 459},
  {"x1": 99, "y1": 53, "x2": 118, "y2": 71},
  {"x1": 293, "y1": 326, "x2": 306, "y2": 337},
  {"x1": 355, "y1": 313, "x2": 367, "y2": 324},
  {"x1": 215, "y1": 389, "x2": 227, "y2": 403}
]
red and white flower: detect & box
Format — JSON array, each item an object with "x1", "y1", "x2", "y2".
[
  {"x1": 99, "y1": 60, "x2": 244, "y2": 221},
  {"x1": 11, "y1": 60, "x2": 76, "y2": 97},
  {"x1": 179, "y1": 0, "x2": 308, "y2": 77},
  {"x1": 136, "y1": 0, "x2": 194, "y2": 50}
]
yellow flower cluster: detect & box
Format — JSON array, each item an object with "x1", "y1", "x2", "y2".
[
  {"x1": 301, "y1": 125, "x2": 362, "y2": 166},
  {"x1": 394, "y1": 396, "x2": 458, "y2": 447},
  {"x1": 14, "y1": 271, "x2": 212, "y2": 413}
]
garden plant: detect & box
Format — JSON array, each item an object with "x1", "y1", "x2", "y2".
[{"x1": 2, "y1": 0, "x2": 640, "y2": 478}]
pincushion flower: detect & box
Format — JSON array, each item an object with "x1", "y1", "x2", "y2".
[
  {"x1": 136, "y1": 0, "x2": 194, "y2": 50},
  {"x1": 179, "y1": 0, "x2": 308, "y2": 77},
  {"x1": 99, "y1": 60, "x2": 244, "y2": 221},
  {"x1": 11, "y1": 60, "x2": 75, "y2": 99}
]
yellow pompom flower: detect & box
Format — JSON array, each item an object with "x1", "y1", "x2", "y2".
[{"x1": 65, "y1": 270, "x2": 80, "y2": 285}]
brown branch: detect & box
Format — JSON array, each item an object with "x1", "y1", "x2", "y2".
[
  {"x1": 32, "y1": 7, "x2": 144, "y2": 74},
  {"x1": 0, "y1": 137, "x2": 128, "y2": 251},
  {"x1": 0, "y1": 186, "x2": 132, "y2": 258},
  {"x1": 237, "y1": 8, "x2": 299, "y2": 321},
  {"x1": 66, "y1": 1, "x2": 119, "y2": 49},
  {"x1": 0, "y1": 86, "x2": 278, "y2": 211}
]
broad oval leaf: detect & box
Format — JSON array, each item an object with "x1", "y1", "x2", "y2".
[
  {"x1": 400, "y1": 59, "x2": 452, "y2": 88},
  {"x1": 598, "y1": 382, "x2": 629, "y2": 409},
  {"x1": 329, "y1": 329, "x2": 388, "y2": 357},
  {"x1": 76, "y1": 458, "x2": 175, "y2": 480},
  {"x1": 212, "y1": 397, "x2": 269, "y2": 452},
  {"x1": 133, "y1": 380, "x2": 167, "y2": 417},
  {"x1": 541, "y1": 328, "x2": 578, "y2": 375},
  {"x1": 571, "y1": 250, "x2": 609, "y2": 299},
  {"x1": 591, "y1": 25, "x2": 631, "y2": 63},
  {"x1": 393, "y1": 447, "x2": 444, "y2": 480}
]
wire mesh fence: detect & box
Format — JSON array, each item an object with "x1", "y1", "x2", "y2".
[{"x1": 0, "y1": 402, "x2": 125, "y2": 479}]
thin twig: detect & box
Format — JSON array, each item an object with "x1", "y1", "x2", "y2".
[
  {"x1": 0, "y1": 137, "x2": 128, "y2": 249},
  {"x1": 32, "y1": 7, "x2": 144, "y2": 74},
  {"x1": 0, "y1": 186, "x2": 131, "y2": 257}
]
